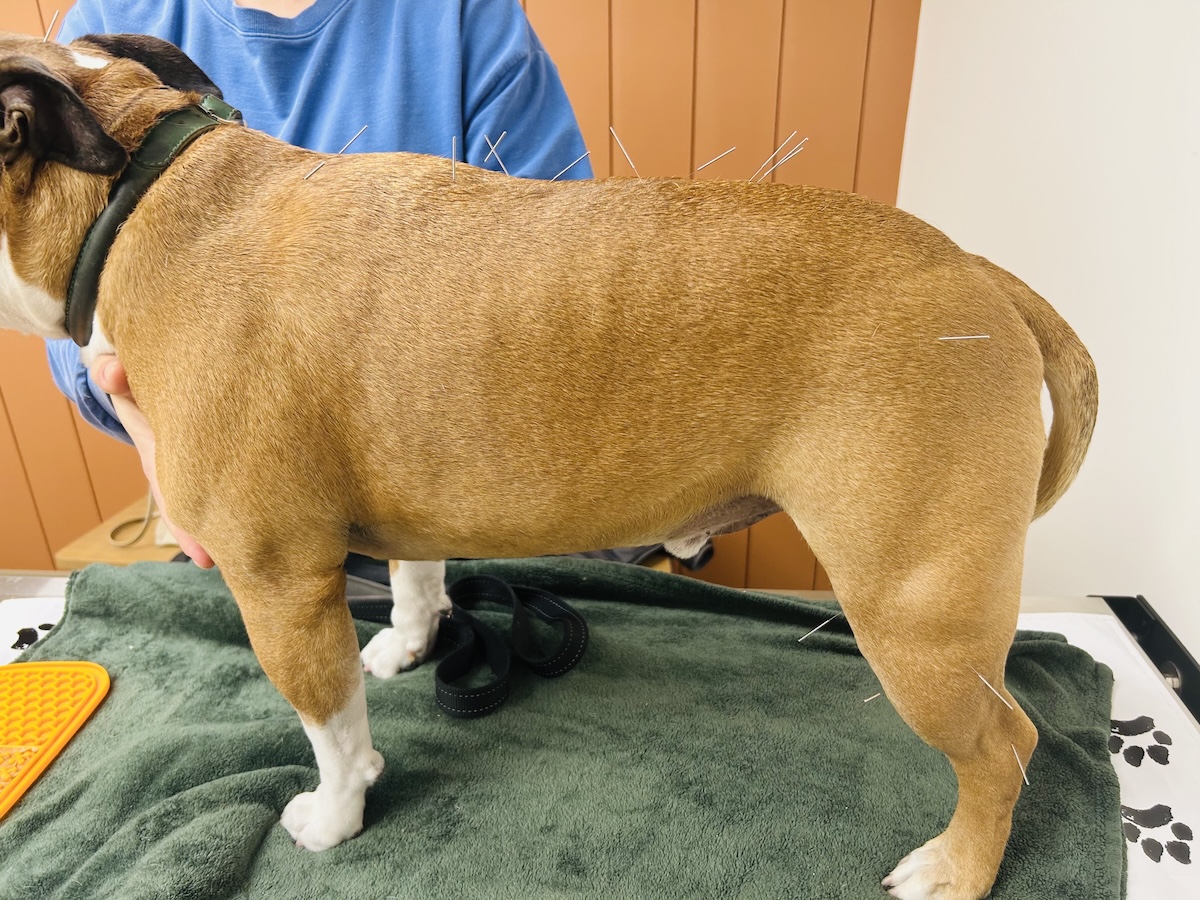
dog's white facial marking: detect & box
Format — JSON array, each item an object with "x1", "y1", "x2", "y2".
[
  {"x1": 361, "y1": 560, "x2": 451, "y2": 679},
  {"x1": 0, "y1": 234, "x2": 68, "y2": 339},
  {"x1": 79, "y1": 315, "x2": 116, "y2": 368},
  {"x1": 70, "y1": 51, "x2": 109, "y2": 69},
  {"x1": 280, "y1": 673, "x2": 383, "y2": 851}
]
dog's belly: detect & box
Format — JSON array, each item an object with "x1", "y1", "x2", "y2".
[
  {"x1": 346, "y1": 493, "x2": 780, "y2": 562},
  {"x1": 662, "y1": 496, "x2": 780, "y2": 555}
]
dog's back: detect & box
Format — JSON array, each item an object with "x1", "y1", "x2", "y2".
[{"x1": 97, "y1": 127, "x2": 1093, "y2": 560}]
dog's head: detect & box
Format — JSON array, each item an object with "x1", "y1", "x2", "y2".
[{"x1": 0, "y1": 32, "x2": 221, "y2": 338}]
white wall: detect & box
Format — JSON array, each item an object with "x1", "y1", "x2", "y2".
[{"x1": 897, "y1": 1, "x2": 1200, "y2": 654}]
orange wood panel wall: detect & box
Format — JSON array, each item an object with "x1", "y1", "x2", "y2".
[
  {"x1": 1, "y1": 2, "x2": 920, "y2": 584},
  {"x1": 0, "y1": 0, "x2": 147, "y2": 571}
]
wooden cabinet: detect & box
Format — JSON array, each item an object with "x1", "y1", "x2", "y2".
[{"x1": 0, "y1": 1, "x2": 921, "y2": 587}]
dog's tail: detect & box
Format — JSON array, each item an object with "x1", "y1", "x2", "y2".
[{"x1": 976, "y1": 256, "x2": 1099, "y2": 520}]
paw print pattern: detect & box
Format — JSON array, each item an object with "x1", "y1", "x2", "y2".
[
  {"x1": 1121, "y1": 805, "x2": 1192, "y2": 864},
  {"x1": 9, "y1": 622, "x2": 55, "y2": 651},
  {"x1": 1110, "y1": 716, "x2": 1172, "y2": 766}
]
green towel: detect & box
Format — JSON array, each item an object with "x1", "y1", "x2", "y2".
[{"x1": 2, "y1": 559, "x2": 1124, "y2": 899}]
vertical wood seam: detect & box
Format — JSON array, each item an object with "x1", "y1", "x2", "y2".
[
  {"x1": 607, "y1": 0, "x2": 614, "y2": 177},
  {"x1": 852, "y1": 0, "x2": 877, "y2": 194},
  {"x1": 688, "y1": 0, "x2": 700, "y2": 176},
  {"x1": 66, "y1": 402, "x2": 105, "y2": 526},
  {"x1": 770, "y1": 0, "x2": 788, "y2": 184},
  {"x1": 0, "y1": 385, "x2": 52, "y2": 562}
]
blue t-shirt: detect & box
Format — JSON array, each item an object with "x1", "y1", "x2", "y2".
[{"x1": 48, "y1": 0, "x2": 592, "y2": 440}]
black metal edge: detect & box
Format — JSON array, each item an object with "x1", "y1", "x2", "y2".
[{"x1": 1094, "y1": 594, "x2": 1200, "y2": 723}]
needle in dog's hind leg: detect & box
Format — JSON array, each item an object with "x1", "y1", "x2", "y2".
[
  {"x1": 797, "y1": 613, "x2": 841, "y2": 643},
  {"x1": 44, "y1": 11, "x2": 60, "y2": 42},
  {"x1": 970, "y1": 666, "x2": 1015, "y2": 710},
  {"x1": 1012, "y1": 743, "x2": 1031, "y2": 785}
]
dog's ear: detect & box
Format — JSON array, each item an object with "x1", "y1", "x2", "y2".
[
  {"x1": 0, "y1": 56, "x2": 126, "y2": 174},
  {"x1": 80, "y1": 34, "x2": 224, "y2": 98}
]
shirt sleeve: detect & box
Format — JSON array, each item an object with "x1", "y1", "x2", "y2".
[
  {"x1": 46, "y1": 339, "x2": 132, "y2": 443},
  {"x1": 460, "y1": 0, "x2": 593, "y2": 181},
  {"x1": 56, "y1": 1, "x2": 100, "y2": 43}
]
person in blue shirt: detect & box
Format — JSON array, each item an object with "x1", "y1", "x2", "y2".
[{"x1": 47, "y1": 0, "x2": 593, "y2": 564}]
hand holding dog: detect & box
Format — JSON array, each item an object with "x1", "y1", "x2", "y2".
[{"x1": 90, "y1": 355, "x2": 214, "y2": 569}]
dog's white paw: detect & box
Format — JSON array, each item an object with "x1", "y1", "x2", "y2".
[
  {"x1": 362, "y1": 561, "x2": 452, "y2": 678},
  {"x1": 281, "y1": 789, "x2": 361, "y2": 851},
  {"x1": 281, "y1": 750, "x2": 383, "y2": 851},
  {"x1": 361, "y1": 610, "x2": 442, "y2": 678},
  {"x1": 883, "y1": 835, "x2": 987, "y2": 900}
]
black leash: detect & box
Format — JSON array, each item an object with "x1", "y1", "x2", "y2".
[{"x1": 347, "y1": 574, "x2": 588, "y2": 719}]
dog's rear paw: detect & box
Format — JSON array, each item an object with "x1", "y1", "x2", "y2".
[
  {"x1": 361, "y1": 619, "x2": 438, "y2": 678},
  {"x1": 883, "y1": 836, "x2": 992, "y2": 900}
]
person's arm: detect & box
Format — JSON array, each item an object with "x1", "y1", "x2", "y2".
[
  {"x1": 91, "y1": 358, "x2": 214, "y2": 567},
  {"x1": 460, "y1": 0, "x2": 593, "y2": 181}
]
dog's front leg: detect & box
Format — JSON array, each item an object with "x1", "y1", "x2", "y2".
[
  {"x1": 361, "y1": 560, "x2": 452, "y2": 678},
  {"x1": 225, "y1": 567, "x2": 383, "y2": 850}
]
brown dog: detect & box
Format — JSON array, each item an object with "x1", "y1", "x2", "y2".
[{"x1": 0, "y1": 32, "x2": 1097, "y2": 899}]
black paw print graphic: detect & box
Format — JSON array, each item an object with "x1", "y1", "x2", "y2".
[
  {"x1": 9, "y1": 622, "x2": 55, "y2": 651},
  {"x1": 1110, "y1": 716, "x2": 1171, "y2": 766},
  {"x1": 1122, "y1": 805, "x2": 1192, "y2": 864}
]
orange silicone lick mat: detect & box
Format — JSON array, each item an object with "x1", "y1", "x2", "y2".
[{"x1": 0, "y1": 662, "x2": 110, "y2": 820}]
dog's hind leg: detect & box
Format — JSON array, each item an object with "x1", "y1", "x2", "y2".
[
  {"x1": 224, "y1": 566, "x2": 384, "y2": 851},
  {"x1": 797, "y1": 517, "x2": 1037, "y2": 899},
  {"x1": 361, "y1": 560, "x2": 452, "y2": 678},
  {"x1": 845, "y1": 559, "x2": 1037, "y2": 900},
  {"x1": 773, "y1": 416, "x2": 1043, "y2": 899}
]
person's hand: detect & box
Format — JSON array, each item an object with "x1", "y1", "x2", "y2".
[{"x1": 90, "y1": 355, "x2": 215, "y2": 569}]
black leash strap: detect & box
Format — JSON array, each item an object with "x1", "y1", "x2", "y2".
[{"x1": 348, "y1": 575, "x2": 588, "y2": 719}]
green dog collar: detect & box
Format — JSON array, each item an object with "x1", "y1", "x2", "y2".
[{"x1": 65, "y1": 95, "x2": 243, "y2": 347}]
